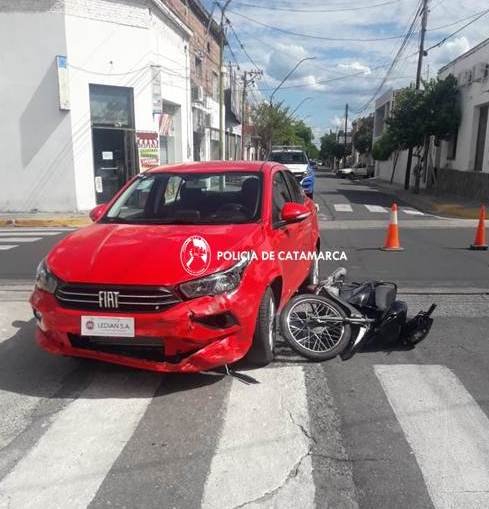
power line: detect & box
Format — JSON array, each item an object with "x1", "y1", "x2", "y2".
[
  {"x1": 231, "y1": 0, "x2": 401, "y2": 13},
  {"x1": 227, "y1": 7, "x2": 489, "y2": 44},
  {"x1": 225, "y1": 18, "x2": 262, "y2": 72},
  {"x1": 355, "y1": 0, "x2": 423, "y2": 112},
  {"x1": 426, "y1": 7, "x2": 489, "y2": 52}
]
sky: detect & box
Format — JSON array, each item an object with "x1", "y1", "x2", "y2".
[{"x1": 202, "y1": 0, "x2": 489, "y2": 145}]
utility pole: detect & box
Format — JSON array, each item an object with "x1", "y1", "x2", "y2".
[
  {"x1": 241, "y1": 71, "x2": 247, "y2": 160},
  {"x1": 218, "y1": 0, "x2": 232, "y2": 160},
  {"x1": 344, "y1": 103, "x2": 349, "y2": 167},
  {"x1": 240, "y1": 69, "x2": 262, "y2": 160},
  {"x1": 404, "y1": 0, "x2": 429, "y2": 190}
]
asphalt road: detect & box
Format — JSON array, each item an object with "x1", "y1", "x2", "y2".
[{"x1": 0, "y1": 173, "x2": 488, "y2": 508}]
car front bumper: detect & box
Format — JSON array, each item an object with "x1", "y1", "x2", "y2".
[{"x1": 30, "y1": 277, "x2": 262, "y2": 373}]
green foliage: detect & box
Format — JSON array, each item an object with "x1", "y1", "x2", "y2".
[
  {"x1": 352, "y1": 116, "x2": 374, "y2": 154},
  {"x1": 251, "y1": 103, "x2": 320, "y2": 156},
  {"x1": 373, "y1": 74, "x2": 461, "y2": 160},
  {"x1": 319, "y1": 131, "x2": 350, "y2": 162},
  {"x1": 372, "y1": 131, "x2": 396, "y2": 161}
]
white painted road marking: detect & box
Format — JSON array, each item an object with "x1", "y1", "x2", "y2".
[
  {"x1": 402, "y1": 208, "x2": 424, "y2": 216},
  {"x1": 334, "y1": 204, "x2": 353, "y2": 212},
  {"x1": 0, "y1": 246, "x2": 16, "y2": 251},
  {"x1": 375, "y1": 364, "x2": 489, "y2": 509},
  {"x1": 201, "y1": 366, "x2": 315, "y2": 508},
  {"x1": 364, "y1": 205, "x2": 388, "y2": 213},
  {"x1": 0, "y1": 232, "x2": 62, "y2": 237},
  {"x1": 0, "y1": 238, "x2": 42, "y2": 243},
  {"x1": 0, "y1": 372, "x2": 159, "y2": 509}
]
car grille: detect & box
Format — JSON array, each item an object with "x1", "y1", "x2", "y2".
[
  {"x1": 56, "y1": 284, "x2": 181, "y2": 313},
  {"x1": 68, "y1": 334, "x2": 194, "y2": 364}
]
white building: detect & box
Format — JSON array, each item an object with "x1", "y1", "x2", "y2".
[
  {"x1": 372, "y1": 89, "x2": 413, "y2": 187},
  {"x1": 0, "y1": 0, "x2": 193, "y2": 212},
  {"x1": 436, "y1": 38, "x2": 489, "y2": 199}
]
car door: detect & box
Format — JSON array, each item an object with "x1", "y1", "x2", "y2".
[
  {"x1": 282, "y1": 170, "x2": 316, "y2": 280},
  {"x1": 269, "y1": 170, "x2": 304, "y2": 302}
]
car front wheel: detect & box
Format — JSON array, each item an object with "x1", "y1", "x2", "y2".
[{"x1": 246, "y1": 287, "x2": 276, "y2": 366}]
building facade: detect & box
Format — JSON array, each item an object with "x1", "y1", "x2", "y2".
[
  {"x1": 165, "y1": 0, "x2": 223, "y2": 162},
  {"x1": 372, "y1": 89, "x2": 414, "y2": 186},
  {"x1": 436, "y1": 38, "x2": 489, "y2": 200},
  {"x1": 0, "y1": 0, "x2": 194, "y2": 213}
]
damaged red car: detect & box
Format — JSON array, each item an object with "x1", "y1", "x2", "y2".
[{"x1": 30, "y1": 161, "x2": 320, "y2": 372}]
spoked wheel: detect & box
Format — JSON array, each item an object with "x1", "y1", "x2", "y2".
[{"x1": 280, "y1": 295, "x2": 351, "y2": 361}]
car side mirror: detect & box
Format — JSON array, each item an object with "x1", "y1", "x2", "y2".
[
  {"x1": 281, "y1": 202, "x2": 311, "y2": 224},
  {"x1": 89, "y1": 203, "x2": 107, "y2": 222}
]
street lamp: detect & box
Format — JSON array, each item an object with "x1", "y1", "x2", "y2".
[
  {"x1": 269, "y1": 57, "x2": 316, "y2": 105},
  {"x1": 267, "y1": 57, "x2": 316, "y2": 155},
  {"x1": 289, "y1": 96, "x2": 312, "y2": 118}
]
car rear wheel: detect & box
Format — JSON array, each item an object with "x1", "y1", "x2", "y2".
[{"x1": 246, "y1": 287, "x2": 276, "y2": 366}]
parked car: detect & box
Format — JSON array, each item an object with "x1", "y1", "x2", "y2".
[
  {"x1": 269, "y1": 146, "x2": 315, "y2": 198},
  {"x1": 351, "y1": 164, "x2": 375, "y2": 178},
  {"x1": 336, "y1": 167, "x2": 353, "y2": 178},
  {"x1": 31, "y1": 162, "x2": 320, "y2": 373}
]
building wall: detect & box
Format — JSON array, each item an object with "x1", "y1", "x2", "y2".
[
  {"x1": 0, "y1": 0, "x2": 191, "y2": 212},
  {"x1": 64, "y1": 0, "x2": 191, "y2": 210},
  {"x1": 438, "y1": 40, "x2": 489, "y2": 174},
  {"x1": 0, "y1": 1, "x2": 78, "y2": 212}
]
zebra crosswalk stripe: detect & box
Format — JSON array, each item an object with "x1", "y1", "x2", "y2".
[
  {"x1": 375, "y1": 364, "x2": 489, "y2": 509},
  {"x1": 0, "y1": 238, "x2": 42, "y2": 243},
  {"x1": 201, "y1": 366, "x2": 315, "y2": 508},
  {"x1": 0, "y1": 246, "x2": 16, "y2": 251},
  {"x1": 402, "y1": 209, "x2": 424, "y2": 216},
  {"x1": 0, "y1": 372, "x2": 159, "y2": 509},
  {"x1": 364, "y1": 205, "x2": 388, "y2": 213},
  {"x1": 334, "y1": 204, "x2": 353, "y2": 212}
]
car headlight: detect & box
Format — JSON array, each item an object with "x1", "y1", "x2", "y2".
[
  {"x1": 179, "y1": 256, "x2": 249, "y2": 299},
  {"x1": 35, "y1": 260, "x2": 59, "y2": 294}
]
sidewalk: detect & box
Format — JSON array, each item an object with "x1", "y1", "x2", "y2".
[
  {"x1": 0, "y1": 212, "x2": 90, "y2": 228},
  {"x1": 367, "y1": 178, "x2": 486, "y2": 219}
]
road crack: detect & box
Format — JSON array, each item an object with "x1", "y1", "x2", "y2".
[
  {"x1": 287, "y1": 409, "x2": 317, "y2": 444},
  {"x1": 232, "y1": 447, "x2": 312, "y2": 509}
]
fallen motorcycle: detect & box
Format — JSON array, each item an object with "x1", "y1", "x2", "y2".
[{"x1": 280, "y1": 268, "x2": 436, "y2": 361}]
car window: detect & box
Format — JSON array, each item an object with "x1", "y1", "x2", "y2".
[
  {"x1": 283, "y1": 171, "x2": 305, "y2": 204},
  {"x1": 105, "y1": 172, "x2": 262, "y2": 225},
  {"x1": 269, "y1": 151, "x2": 307, "y2": 165},
  {"x1": 272, "y1": 171, "x2": 293, "y2": 225}
]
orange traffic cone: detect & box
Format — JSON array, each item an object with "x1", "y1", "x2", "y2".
[
  {"x1": 470, "y1": 205, "x2": 488, "y2": 251},
  {"x1": 381, "y1": 203, "x2": 404, "y2": 251}
]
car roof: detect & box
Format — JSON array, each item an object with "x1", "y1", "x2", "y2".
[{"x1": 146, "y1": 161, "x2": 273, "y2": 174}]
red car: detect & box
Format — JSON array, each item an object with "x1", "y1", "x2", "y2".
[{"x1": 30, "y1": 162, "x2": 320, "y2": 373}]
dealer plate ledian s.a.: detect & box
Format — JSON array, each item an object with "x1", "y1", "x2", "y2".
[{"x1": 81, "y1": 316, "x2": 135, "y2": 338}]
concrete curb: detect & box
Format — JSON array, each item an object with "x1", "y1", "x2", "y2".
[
  {"x1": 0, "y1": 217, "x2": 90, "y2": 228},
  {"x1": 367, "y1": 179, "x2": 483, "y2": 219}
]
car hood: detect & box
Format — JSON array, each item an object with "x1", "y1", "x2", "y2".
[
  {"x1": 47, "y1": 223, "x2": 265, "y2": 286},
  {"x1": 284, "y1": 164, "x2": 308, "y2": 174}
]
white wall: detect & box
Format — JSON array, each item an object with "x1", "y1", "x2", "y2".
[
  {"x1": 65, "y1": 0, "x2": 191, "y2": 210},
  {"x1": 0, "y1": 3, "x2": 78, "y2": 212},
  {"x1": 0, "y1": 0, "x2": 191, "y2": 212},
  {"x1": 439, "y1": 42, "x2": 489, "y2": 174}
]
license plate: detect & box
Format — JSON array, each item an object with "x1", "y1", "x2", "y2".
[{"x1": 81, "y1": 316, "x2": 135, "y2": 337}]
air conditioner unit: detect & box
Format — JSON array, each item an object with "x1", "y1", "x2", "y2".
[{"x1": 191, "y1": 85, "x2": 205, "y2": 103}]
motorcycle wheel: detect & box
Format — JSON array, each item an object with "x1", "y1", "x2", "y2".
[{"x1": 280, "y1": 294, "x2": 351, "y2": 361}]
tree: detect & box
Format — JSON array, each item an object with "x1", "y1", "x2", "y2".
[
  {"x1": 251, "y1": 102, "x2": 320, "y2": 156},
  {"x1": 353, "y1": 116, "x2": 374, "y2": 155},
  {"x1": 371, "y1": 75, "x2": 460, "y2": 192}
]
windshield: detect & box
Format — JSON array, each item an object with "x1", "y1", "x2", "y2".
[
  {"x1": 103, "y1": 172, "x2": 262, "y2": 225},
  {"x1": 270, "y1": 152, "x2": 308, "y2": 165}
]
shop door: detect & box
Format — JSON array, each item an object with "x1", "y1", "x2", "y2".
[
  {"x1": 475, "y1": 105, "x2": 488, "y2": 172},
  {"x1": 92, "y1": 128, "x2": 136, "y2": 204},
  {"x1": 89, "y1": 84, "x2": 136, "y2": 204}
]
